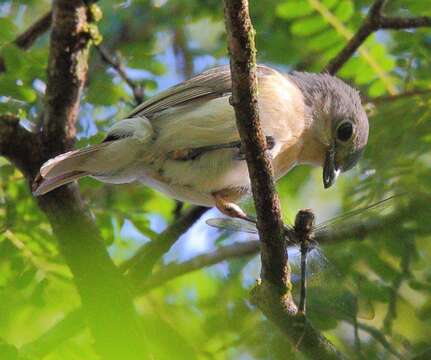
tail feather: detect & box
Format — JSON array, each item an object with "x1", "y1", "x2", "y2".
[
  {"x1": 32, "y1": 171, "x2": 88, "y2": 196},
  {"x1": 33, "y1": 142, "x2": 118, "y2": 196},
  {"x1": 33, "y1": 116, "x2": 154, "y2": 196},
  {"x1": 40, "y1": 142, "x2": 111, "y2": 179}
]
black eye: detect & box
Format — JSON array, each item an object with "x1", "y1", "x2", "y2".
[{"x1": 337, "y1": 122, "x2": 353, "y2": 142}]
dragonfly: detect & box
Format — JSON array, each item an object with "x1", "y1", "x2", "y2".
[{"x1": 206, "y1": 195, "x2": 402, "y2": 320}]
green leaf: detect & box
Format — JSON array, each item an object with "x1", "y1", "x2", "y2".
[
  {"x1": 290, "y1": 16, "x2": 328, "y2": 36},
  {"x1": 0, "y1": 75, "x2": 37, "y2": 102},
  {"x1": 276, "y1": 1, "x2": 313, "y2": 19},
  {"x1": 86, "y1": 71, "x2": 128, "y2": 105},
  {"x1": 0, "y1": 19, "x2": 17, "y2": 45},
  {"x1": 334, "y1": 1, "x2": 354, "y2": 22}
]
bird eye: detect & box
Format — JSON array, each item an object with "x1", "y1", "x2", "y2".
[{"x1": 336, "y1": 121, "x2": 353, "y2": 142}]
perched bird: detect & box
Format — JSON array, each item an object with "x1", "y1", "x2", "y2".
[{"x1": 33, "y1": 65, "x2": 369, "y2": 220}]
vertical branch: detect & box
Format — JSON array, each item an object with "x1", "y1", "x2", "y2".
[
  {"x1": 42, "y1": 2, "x2": 88, "y2": 154},
  {"x1": 223, "y1": 0, "x2": 288, "y2": 291},
  {"x1": 35, "y1": 1, "x2": 148, "y2": 358},
  {"x1": 173, "y1": 25, "x2": 194, "y2": 79},
  {"x1": 224, "y1": 1, "x2": 345, "y2": 358}
]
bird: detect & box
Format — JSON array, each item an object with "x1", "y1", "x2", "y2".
[{"x1": 33, "y1": 65, "x2": 369, "y2": 220}]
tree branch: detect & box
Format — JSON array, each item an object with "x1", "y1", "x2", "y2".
[
  {"x1": 123, "y1": 205, "x2": 208, "y2": 284},
  {"x1": 224, "y1": 1, "x2": 344, "y2": 359},
  {"x1": 370, "y1": 89, "x2": 431, "y2": 104},
  {"x1": 0, "y1": 114, "x2": 40, "y2": 178},
  {"x1": 21, "y1": 308, "x2": 85, "y2": 359},
  {"x1": 324, "y1": 0, "x2": 431, "y2": 75},
  {"x1": 41, "y1": 2, "x2": 90, "y2": 154},
  {"x1": 224, "y1": 0, "x2": 287, "y2": 291},
  {"x1": 17, "y1": 2, "x2": 149, "y2": 358},
  {"x1": 20, "y1": 239, "x2": 256, "y2": 356},
  {"x1": 0, "y1": 11, "x2": 52, "y2": 73},
  {"x1": 19, "y1": 201, "x2": 413, "y2": 358},
  {"x1": 380, "y1": 16, "x2": 431, "y2": 30},
  {"x1": 15, "y1": 11, "x2": 53, "y2": 49},
  {"x1": 355, "y1": 322, "x2": 403, "y2": 359},
  {"x1": 137, "y1": 240, "x2": 260, "y2": 293},
  {"x1": 96, "y1": 44, "x2": 145, "y2": 104}
]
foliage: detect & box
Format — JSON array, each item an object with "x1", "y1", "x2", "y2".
[{"x1": 1, "y1": 0, "x2": 431, "y2": 359}]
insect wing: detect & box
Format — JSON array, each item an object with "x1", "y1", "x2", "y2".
[
  {"x1": 206, "y1": 218, "x2": 258, "y2": 234},
  {"x1": 290, "y1": 246, "x2": 374, "y2": 324},
  {"x1": 313, "y1": 194, "x2": 403, "y2": 235}
]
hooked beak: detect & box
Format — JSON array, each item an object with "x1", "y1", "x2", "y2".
[{"x1": 323, "y1": 146, "x2": 341, "y2": 189}]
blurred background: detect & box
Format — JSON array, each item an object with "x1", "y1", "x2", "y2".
[{"x1": 1, "y1": 0, "x2": 431, "y2": 359}]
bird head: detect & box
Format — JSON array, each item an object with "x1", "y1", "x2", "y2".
[{"x1": 288, "y1": 72, "x2": 369, "y2": 188}]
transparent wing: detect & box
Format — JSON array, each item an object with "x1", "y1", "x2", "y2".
[
  {"x1": 314, "y1": 193, "x2": 405, "y2": 234},
  {"x1": 206, "y1": 218, "x2": 259, "y2": 234},
  {"x1": 290, "y1": 245, "x2": 374, "y2": 321}
]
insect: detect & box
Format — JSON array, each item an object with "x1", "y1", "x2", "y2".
[{"x1": 206, "y1": 195, "x2": 401, "y2": 320}]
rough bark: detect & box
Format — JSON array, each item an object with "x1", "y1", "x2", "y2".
[
  {"x1": 224, "y1": 1, "x2": 344, "y2": 359},
  {"x1": 1, "y1": 2, "x2": 149, "y2": 359},
  {"x1": 224, "y1": 0, "x2": 288, "y2": 291}
]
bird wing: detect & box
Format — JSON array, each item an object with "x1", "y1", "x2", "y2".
[{"x1": 127, "y1": 64, "x2": 279, "y2": 119}]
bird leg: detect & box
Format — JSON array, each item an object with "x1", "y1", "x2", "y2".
[
  {"x1": 212, "y1": 189, "x2": 256, "y2": 223},
  {"x1": 234, "y1": 136, "x2": 276, "y2": 161}
]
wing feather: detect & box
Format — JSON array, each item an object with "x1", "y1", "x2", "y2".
[{"x1": 127, "y1": 64, "x2": 278, "y2": 119}]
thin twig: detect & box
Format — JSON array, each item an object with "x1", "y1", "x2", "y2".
[
  {"x1": 356, "y1": 322, "x2": 404, "y2": 360},
  {"x1": 370, "y1": 89, "x2": 431, "y2": 104},
  {"x1": 136, "y1": 240, "x2": 260, "y2": 293},
  {"x1": 96, "y1": 44, "x2": 144, "y2": 104},
  {"x1": 173, "y1": 200, "x2": 184, "y2": 219},
  {"x1": 324, "y1": 0, "x2": 431, "y2": 75}
]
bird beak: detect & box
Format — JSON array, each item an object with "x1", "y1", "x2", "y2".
[{"x1": 323, "y1": 146, "x2": 340, "y2": 189}]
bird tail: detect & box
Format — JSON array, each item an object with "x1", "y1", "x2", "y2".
[
  {"x1": 33, "y1": 116, "x2": 154, "y2": 196},
  {"x1": 32, "y1": 141, "x2": 126, "y2": 196}
]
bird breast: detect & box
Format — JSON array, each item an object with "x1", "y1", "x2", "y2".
[{"x1": 132, "y1": 72, "x2": 308, "y2": 206}]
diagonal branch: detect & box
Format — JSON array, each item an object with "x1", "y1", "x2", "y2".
[
  {"x1": 123, "y1": 205, "x2": 208, "y2": 283},
  {"x1": 21, "y1": 239, "x2": 259, "y2": 357},
  {"x1": 0, "y1": 11, "x2": 52, "y2": 73},
  {"x1": 310, "y1": 0, "x2": 396, "y2": 94},
  {"x1": 14, "y1": 11, "x2": 53, "y2": 50},
  {"x1": 324, "y1": 0, "x2": 431, "y2": 75},
  {"x1": 96, "y1": 44, "x2": 145, "y2": 104},
  {"x1": 369, "y1": 89, "x2": 431, "y2": 104},
  {"x1": 20, "y1": 200, "x2": 417, "y2": 358},
  {"x1": 136, "y1": 240, "x2": 260, "y2": 293}
]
